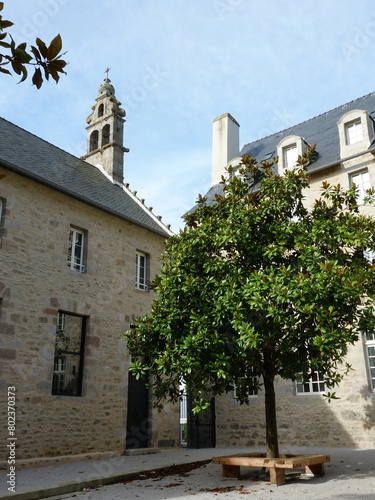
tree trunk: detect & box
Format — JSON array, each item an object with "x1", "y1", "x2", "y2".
[{"x1": 263, "y1": 369, "x2": 279, "y2": 458}]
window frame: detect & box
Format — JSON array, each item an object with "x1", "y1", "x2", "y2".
[
  {"x1": 345, "y1": 118, "x2": 364, "y2": 145},
  {"x1": 349, "y1": 169, "x2": 371, "y2": 205},
  {"x1": 52, "y1": 311, "x2": 87, "y2": 397},
  {"x1": 296, "y1": 371, "x2": 325, "y2": 395},
  {"x1": 67, "y1": 227, "x2": 86, "y2": 273},
  {"x1": 135, "y1": 251, "x2": 149, "y2": 291},
  {"x1": 283, "y1": 143, "x2": 298, "y2": 169},
  {"x1": 364, "y1": 333, "x2": 375, "y2": 392}
]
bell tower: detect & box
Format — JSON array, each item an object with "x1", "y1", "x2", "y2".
[{"x1": 82, "y1": 76, "x2": 129, "y2": 183}]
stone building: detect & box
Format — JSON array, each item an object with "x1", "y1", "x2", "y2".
[
  {"x1": 199, "y1": 92, "x2": 375, "y2": 449},
  {"x1": 0, "y1": 78, "x2": 180, "y2": 469}
]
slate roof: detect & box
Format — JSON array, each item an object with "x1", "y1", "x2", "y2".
[
  {"x1": 241, "y1": 91, "x2": 375, "y2": 171},
  {"x1": 0, "y1": 117, "x2": 172, "y2": 238},
  {"x1": 201, "y1": 92, "x2": 375, "y2": 206}
]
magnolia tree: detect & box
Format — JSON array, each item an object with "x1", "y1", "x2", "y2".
[
  {"x1": 125, "y1": 149, "x2": 375, "y2": 458},
  {"x1": 0, "y1": 2, "x2": 67, "y2": 88}
]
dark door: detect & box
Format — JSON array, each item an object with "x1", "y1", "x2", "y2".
[
  {"x1": 126, "y1": 370, "x2": 150, "y2": 449},
  {"x1": 187, "y1": 392, "x2": 216, "y2": 448}
]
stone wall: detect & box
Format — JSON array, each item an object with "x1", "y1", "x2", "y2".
[
  {"x1": 215, "y1": 340, "x2": 375, "y2": 449},
  {"x1": 0, "y1": 167, "x2": 180, "y2": 468}
]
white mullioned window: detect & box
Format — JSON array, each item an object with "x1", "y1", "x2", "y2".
[
  {"x1": 365, "y1": 333, "x2": 375, "y2": 391},
  {"x1": 135, "y1": 251, "x2": 148, "y2": 291},
  {"x1": 345, "y1": 119, "x2": 364, "y2": 145},
  {"x1": 68, "y1": 227, "x2": 85, "y2": 272},
  {"x1": 296, "y1": 371, "x2": 325, "y2": 394},
  {"x1": 350, "y1": 170, "x2": 371, "y2": 204},
  {"x1": 283, "y1": 144, "x2": 298, "y2": 169}
]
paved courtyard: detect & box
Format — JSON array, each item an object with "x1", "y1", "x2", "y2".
[{"x1": 1, "y1": 447, "x2": 374, "y2": 499}]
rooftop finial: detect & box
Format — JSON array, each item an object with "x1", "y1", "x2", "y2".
[{"x1": 104, "y1": 67, "x2": 111, "y2": 79}]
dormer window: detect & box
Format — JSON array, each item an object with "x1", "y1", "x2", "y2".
[
  {"x1": 277, "y1": 135, "x2": 308, "y2": 174},
  {"x1": 337, "y1": 109, "x2": 375, "y2": 158},
  {"x1": 345, "y1": 119, "x2": 363, "y2": 145}
]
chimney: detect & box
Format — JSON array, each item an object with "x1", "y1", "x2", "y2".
[{"x1": 211, "y1": 113, "x2": 240, "y2": 185}]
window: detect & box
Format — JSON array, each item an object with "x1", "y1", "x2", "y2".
[
  {"x1": 135, "y1": 251, "x2": 148, "y2": 291},
  {"x1": 67, "y1": 227, "x2": 85, "y2": 273},
  {"x1": 350, "y1": 170, "x2": 371, "y2": 204},
  {"x1": 234, "y1": 370, "x2": 259, "y2": 399},
  {"x1": 365, "y1": 333, "x2": 375, "y2": 391},
  {"x1": 283, "y1": 144, "x2": 298, "y2": 169},
  {"x1": 98, "y1": 103, "x2": 104, "y2": 117},
  {"x1": 262, "y1": 151, "x2": 275, "y2": 162},
  {"x1": 52, "y1": 312, "x2": 86, "y2": 396},
  {"x1": 345, "y1": 119, "x2": 363, "y2": 145},
  {"x1": 296, "y1": 372, "x2": 325, "y2": 394}
]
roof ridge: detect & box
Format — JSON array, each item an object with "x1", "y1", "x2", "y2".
[{"x1": 241, "y1": 90, "x2": 375, "y2": 150}]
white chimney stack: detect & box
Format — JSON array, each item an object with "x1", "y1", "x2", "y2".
[{"x1": 211, "y1": 113, "x2": 240, "y2": 185}]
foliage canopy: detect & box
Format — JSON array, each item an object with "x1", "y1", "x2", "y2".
[
  {"x1": 0, "y1": 2, "x2": 67, "y2": 88},
  {"x1": 125, "y1": 148, "x2": 375, "y2": 456}
]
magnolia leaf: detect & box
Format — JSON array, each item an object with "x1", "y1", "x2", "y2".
[
  {"x1": 16, "y1": 47, "x2": 32, "y2": 64},
  {"x1": 46, "y1": 34, "x2": 62, "y2": 61},
  {"x1": 32, "y1": 67, "x2": 43, "y2": 89},
  {"x1": 30, "y1": 45, "x2": 41, "y2": 61},
  {"x1": 47, "y1": 67, "x2": 59, "y2": 83},
  {"x1": 18, "y1": 65, "x2": 28, "y2": 83},
  {"x1": 0, "y1": 19, "x2": 13, "y2": 30},
  {"x1": 10, "y1": 58, "x2": 22, "y2": 75},
  {"x1": 35, "y1": 37, "x2": 48, "y2": 58}
]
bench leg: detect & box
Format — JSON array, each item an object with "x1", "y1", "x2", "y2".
[
  {"x1": 305, "y1": 463, "x2": 325, "y2": 476},
  {"x1": 222, "y1": 464, "x2": 241, "y2": 478},
  {"x1": 269, "y1": 467, "x2": 286, "y2": 486}
]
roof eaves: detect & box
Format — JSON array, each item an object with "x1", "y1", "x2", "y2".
[{"x1": 0, "y1": 158, "x2": 172, "y2": 238}]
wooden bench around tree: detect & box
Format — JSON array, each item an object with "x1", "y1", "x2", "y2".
[{"x1": 212, "y1": 453, "x2": 330, "y2": 486}]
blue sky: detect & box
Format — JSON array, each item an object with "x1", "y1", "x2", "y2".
[{"x1": 2, "y1": 0, "x2": 375, "y2": 232}]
